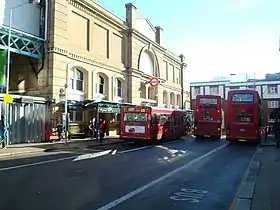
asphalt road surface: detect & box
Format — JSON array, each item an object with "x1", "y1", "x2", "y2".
[{"x1": 0, "y1": 137, "x2": 256, "y2": 210}]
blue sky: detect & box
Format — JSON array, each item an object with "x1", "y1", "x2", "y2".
[{"x1": 97, "y1": 0, "x2": 280, "y2": 84}]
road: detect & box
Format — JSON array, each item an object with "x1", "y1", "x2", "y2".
[{"x1": 0, "y1": 137, "x2": 256, "y2": 210}]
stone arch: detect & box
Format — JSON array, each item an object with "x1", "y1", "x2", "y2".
[
  {"x1": 95, "y1": 72, "x2": 109, "y2": 99},
  {"x1": 138, "y1": 45, "x2": 160, "y2": 77},
  {"x1": 163, "y1": 90, "x2": 168, "y2": 104},
  {"x1": 69, "y1": 66, "x2": 88, "y2": 92}
]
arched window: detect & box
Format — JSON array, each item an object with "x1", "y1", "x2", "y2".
[
  {"x1": 116, "y1": 79, "x2": 122, "y2": 97},
  {"x1": 139, "y1": 51, "x2": 154, "y2": 76},
  {"x1": 163, "y1": 91, "x2": 168, "y2": 104},
  {"x1": 70, "y1": 68, "x2": 84, "y2": 91},
  {"x1": 177, "y1": 94, "x2": 181, "y2": 106},
  {"x1": 97, "y1": 75, "x2": 105, "y2": 94},
  {"x1": 170, "y1": 93, "x2": 175, "y2": 105},
  {"x1": 140, "y1": 83, "x2": 146, "y2": 98}
]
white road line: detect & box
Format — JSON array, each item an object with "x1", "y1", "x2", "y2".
[
  {"x1": 96, "y1": 143, "x2": 228, "y2": 210},
  {"x1": 0, "y1": 156, "x2": 76, "y2": 172},
  {"x1": 73, "y1": 150, "x2": 112, "y2": 161},
  {"x1": 118, "y1": 138, "x2": 186, "y2": 154},
  {"x1": 118, "y1": 145, "x2": 153, "y2": 154}
]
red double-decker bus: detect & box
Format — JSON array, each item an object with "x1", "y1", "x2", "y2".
[
  {"x1": 120, "y1": 106, "x2": 187, "y2": 142},
  {"x1": 194, "y1": 95, "x2": 223, "y2": 139},
  {"x1": 226, "y1": 89, "x2": 262, "y2": 144}
]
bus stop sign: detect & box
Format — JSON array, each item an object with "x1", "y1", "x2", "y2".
[{"x1": 150, "y1": 77, "x2": 159, "y2": 87}]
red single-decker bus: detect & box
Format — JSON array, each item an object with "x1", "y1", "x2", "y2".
[
  {"x1": 194, "y1": 95, "x2": 222, "y2": 139},
  {"x1": 120, "y1": 106, "x2": 187, "y2": 142},
  {"x1": 226, "y1": 89, "x2": 262, "y2": 144}
]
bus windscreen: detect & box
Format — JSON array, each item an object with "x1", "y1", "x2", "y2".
[
  {"x1": 199, "y1": 98, "x2": 218, "y2": 104},
  {"x1": 231, "y1": 93, "x2": 253, "y2": 102},
  {"x1": 124, "y1": 112, "x2": 147, "y2": 122}
]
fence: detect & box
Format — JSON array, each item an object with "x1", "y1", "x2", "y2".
[{"x1": 0, "y1": 94, "x2": 49, "y2": 144}]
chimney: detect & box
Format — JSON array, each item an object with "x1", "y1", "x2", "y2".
[
  {"x1": 155, "y1": 26, "x2": 163, "y2": 45},
  {"x1": 125, "y1": 3, "x2": 137, "y2": 28}
]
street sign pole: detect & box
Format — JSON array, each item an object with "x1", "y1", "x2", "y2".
[{"x1": 64, "y1": 84, "x2": 68, "y2": 145}]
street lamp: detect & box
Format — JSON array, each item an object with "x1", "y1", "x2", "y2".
[{"x1": 179, "y1": 54, "x2": 187, "y2": 109}]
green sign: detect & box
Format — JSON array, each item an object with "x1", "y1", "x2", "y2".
[{"x1": 0, "y1": 49, "x2": 7, "y2": 88}]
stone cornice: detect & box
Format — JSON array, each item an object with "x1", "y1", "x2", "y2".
[
  {"x1": 68, "y1": 0, "x2": 128, "y2": 31},
  {"x1": 47, "y1": 46, "x2": 125, "y2": 74}
]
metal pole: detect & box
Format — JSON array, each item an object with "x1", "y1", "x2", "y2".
[
  {"x1": 6, "y1": 8, "x2": 12, "y2": 95},
  {"x1": 246, "y1": 73, "x2": 248, "y2": 89},
  {"x1": 4, "y1": 8, "x2": 13, "y2": 147},
  {"x1": 64, "y1": 84, "x2": 68, "y2": 144},
  {"x1": 253, "y1": 73, "x2": 256, "y2": 89}
]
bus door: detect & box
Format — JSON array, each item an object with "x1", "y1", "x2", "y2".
[
  {"x1": 122, "y1": 111, "x2": 148, "y2": 139},
  {"x1": 151, "y1": 114, "x2": 160, "y2": 140}
]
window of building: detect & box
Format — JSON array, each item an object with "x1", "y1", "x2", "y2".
[
  {"x1": 267, "y1": 85, "x2": 278, "y2": 94},
  {"x1": 229, "y1": 86, "x2": 239, "y2": 90},
  {"x1": 164, "y1": 61, "x2": 168, "y2": 80},
  {"x1": 267, "y1": 100, "x2": 279, "y2": 108},
  {"x1": 177, "y1": 67, "x2": 181, "y2": 85},
  {"x1": 116, "y1": 79, "x2": 122, "y2": 97},
  {"x1": 210, "y1": 86, "x2": 219, "y2": 94},
  {"x1": 69, "y1": 110, "x2": 84, "y2": 122},
  {"x1": 97, "y1": 75, "x2": 105, "y2": 94},
  {"x1": 194, "y1": 87, "x2": 200, "y2": 94},
  {"x1": 69, "y1": 68, "x2": 84, "y2": 91}
]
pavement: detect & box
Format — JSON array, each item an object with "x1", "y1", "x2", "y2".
[
  {"x1": 0, "y1": 136, "x2": 257, "y2": 210},
  {"x1": 251, "y1": 139, "x2": 280, "y2": 210},
  {"x1": 229, "y1": 135, "x2": 280, "y2": 210},
  {"x1": 0, "y1": 136, "x2": 122, "y2": 158}
]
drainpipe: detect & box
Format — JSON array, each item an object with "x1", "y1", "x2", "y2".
[{"x1": 43, "y1": 0, "x2": 48, "y2": 41}]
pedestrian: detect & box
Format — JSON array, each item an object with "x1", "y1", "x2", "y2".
[
  {"x1": 264, "y1": 126, "x2": 268, "y2": 141},
  {"x1": 56, "y1": 119, "x2": 63, "y2": 142},
  {"x1": 99, "y1": 118, "x2": 105, "y2": 142},
  {"x1": 273, "y1": 119, "x2": 280, "y2": 148},
  {"x1": 0, "y1": 114, "x2": 8, "y2": 149}
]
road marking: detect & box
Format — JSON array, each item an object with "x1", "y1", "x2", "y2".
[
  {"x1": 118, "y1": 138, "x2": 188, "y2": 154},
  {"x1": 118, "y1": 145, "x2": 153, "y2": 154},
  {"x1": 73, "y1": 150, "x2": 112, "y2": 161},
  {"x1": 0, "y1": 156, "x2": 76, "y2": 172},
  {"x1": 170, "y1": 188, "x2": 208, "y2": 203},
  {"x1": 96, "y1": 143, "x2": 228, "y2": 210}
]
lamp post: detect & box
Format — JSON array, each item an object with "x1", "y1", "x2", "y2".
[{"x1": 179, "y1": 54, "x2": 187, "y2": 109}]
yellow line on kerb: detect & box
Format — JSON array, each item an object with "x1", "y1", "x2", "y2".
[{"x1": 228, "y1": 149, "x2": 256, "y2": 210}]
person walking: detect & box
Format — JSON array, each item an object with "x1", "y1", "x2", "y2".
[
  {"x1": 0, "y1": 114, "x2": 8, "y2": 149},
  {"x1": 56, "y1": 119, "x2": 63, "y2": 142},
  {"x1": 273, "y1": 119, "x2": 280, "y2": 148}
]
